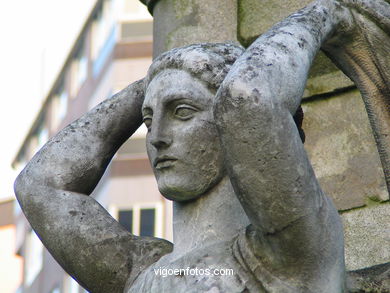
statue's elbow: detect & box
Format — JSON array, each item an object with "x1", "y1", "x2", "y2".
[
  {"x1": 14, "y1": 170, "x2": 29, "y2": 205},
  {"x1": 214, "y1": 77, "x2": 274, "y2": 130},
  {"x1": 14, "y1": 165, "x2": 43, "y2": 204}
]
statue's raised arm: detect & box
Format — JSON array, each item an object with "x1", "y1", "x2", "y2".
[
  {"x1": 215, "y1": 0, "x2": 352, "y2": 233},
  {"x1": 215, "y1": 0, "x2": 390, "y2": 228},
  {"x1": 14, "y1": 80, "x2": 173, "y2": 293}
]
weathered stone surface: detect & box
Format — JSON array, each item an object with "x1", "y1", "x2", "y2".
[
  {"x1": 238, "y1": 0, "x2": 354, "y2": 95},
  {"x1": 342, "y1": 203, "x2": 390, "y2": 271},
  {"x1": 347, "y1": 262, "x2": 390, "y2": 293},
  {"x1": 303, "y1": 68, "x2": 354, "y2": 98},
  {"x1": 152, "y1": 0, "x2": 238, "y2": 57},
  {"x1": 238, "y1": 0, "x2": 312, "y2": 46},
  {"x1": 302, "y1": 90, "x2": 388, "y2": 211}
]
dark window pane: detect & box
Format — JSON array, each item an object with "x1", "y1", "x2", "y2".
[
  {"x1": 118, "y1": 210, "x2": 133, "y2": 233},
  {"x1": 140, "y1": 208, "x2": 155, "y2": 236}
]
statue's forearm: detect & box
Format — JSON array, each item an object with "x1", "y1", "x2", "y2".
[
  {"x1": 13, "y1": 80, "x2": 145, "y2": 291},
  {"x1": 13, "y1": 79, "x2": 173, "y2": 292},
  {"x1": 17, "y1": 79, "x2": 144, "y2": 195}
]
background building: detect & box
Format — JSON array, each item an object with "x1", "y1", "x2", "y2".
[
  {"x1": 0, "y1": 199, "x2": 23, "y2": 293},
  {"x1": 12, "y1": 1, "x2": 172, "y2": 292}
]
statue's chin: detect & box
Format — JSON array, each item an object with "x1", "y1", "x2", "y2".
[
  {"x1": 157, "y1": 173, "x2": 225, "y2": 202},
  {"x1": 158, "y1": 184, "x2": 204, "y2": 202}
]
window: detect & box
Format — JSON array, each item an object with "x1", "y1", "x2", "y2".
[
  {"x1": 118, "y1": 210, "x2": 133, "y2": 233},
  {"x1": 140, "y1": 208, "x2": 155, "y2": 237},
  {"x1": 37, "y1": 123, "x2": 48, "y2": 149},
  {"x1": 27, "y1": 118, "x2": 48, "y2": 158},
  {"x1": 25, "y1": 230, "x2": 43, "y2": 286},
  {"x1": 91, "y1": 0, "x2": 116, "y2": 76},
  {"x1": 70, "y1": 42, "x2": 88, "y2": 97},
  {"x1": 58, "y1": 90, "x2": 68, "y2": 121},
  {"x1": 51, "y1": 84, "x2": 68, "y2": 131},
  {"x1": 63, "y1": 275, "x2": 81, "y2": 293},
  {"x1": 114, "y1": 203, "x2": 163, "y2": 237}
]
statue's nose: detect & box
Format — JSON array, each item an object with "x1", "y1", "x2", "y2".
[
  {"x1": 151, "y1": 137, "x2": 172, "y2": 149},
  {"x1": 149, "y1": 124, "x2": 172, "y2": 149}
]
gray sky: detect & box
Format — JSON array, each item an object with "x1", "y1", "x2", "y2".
[{"x1": 0, "y1": 0, "x2": 96, "y2": 200}]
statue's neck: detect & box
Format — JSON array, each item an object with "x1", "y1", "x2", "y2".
[{"x1": 170, "y1": 176, "x2": 249, "y2": 259}]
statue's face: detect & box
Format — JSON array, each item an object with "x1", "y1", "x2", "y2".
[{"x1": 143, "y1": 69, "x2": 225, "y2": 202}]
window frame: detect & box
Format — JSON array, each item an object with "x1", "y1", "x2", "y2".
[{"x1": 109, "y1": 202, "x2": 163, "y2": 238}]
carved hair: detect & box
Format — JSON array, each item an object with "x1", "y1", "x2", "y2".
[
  {"x1": 145, "y1": 43, "x2": 305, "y2": 142},
  {"x1": 145, "y1": 43, "x2": 244, "y2": 92}
]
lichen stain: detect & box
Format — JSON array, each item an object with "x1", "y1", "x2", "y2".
[{"x1": 173, "y1": 0, "x2": 194, "y2": 20}]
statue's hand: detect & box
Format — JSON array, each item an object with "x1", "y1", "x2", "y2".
[
  {"x1": 321, "y1": 0, "x2": 390, "y2": 85},
  {"x1": 327, "y1": 0, "x2": 390, "y2": 37}
]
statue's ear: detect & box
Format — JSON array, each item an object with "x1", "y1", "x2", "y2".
[{"x1": 322, "y1": 0, "x2": 390, "y2": 193}]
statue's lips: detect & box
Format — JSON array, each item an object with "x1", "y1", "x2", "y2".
[{"x1": 154, "y1": 156, "x2": 178, "y2": 169}]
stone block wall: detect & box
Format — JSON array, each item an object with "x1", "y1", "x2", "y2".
[
  {"x1": 303, "y1": 91, "x2": 388, "y2": 210},
  {"x1": 302, "y1": 89, "x2": 389, "y2": 270},
  {"x1": 151, "y1": 0, "x2": 239, "y2": 58}
]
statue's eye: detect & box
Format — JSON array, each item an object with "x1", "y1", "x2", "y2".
[
  {"x1": 142, "y1": 107, "x2": 153, "y2": 130},
  {"x1": 174, "y1": 105, "x2": 197, "y2": 120},
  {"x1": 143, "y1": 117, "x2": 152, "y2": 129}
]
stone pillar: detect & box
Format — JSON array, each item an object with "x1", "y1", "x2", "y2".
[
  {"x1": 140, "y1": 0, "x2": 238, "y2": 58},
  {"x1": 139, "y1": 0, "x2": 389, "y2": 271}
]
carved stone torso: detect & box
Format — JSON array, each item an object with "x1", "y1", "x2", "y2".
[
  {"x1": 127, "y1": 235, "x2": 246, "y2": 293},
  {"x1": 126, "y1": 226, "x2": 339, "y2": 293},
  {"x1": 126, "y1": 229, "x2": 264, "y2": 293}
]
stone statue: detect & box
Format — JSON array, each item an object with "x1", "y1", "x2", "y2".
[{"x1": 14, "y1": 0, "x2": 389, "y2": 292}]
